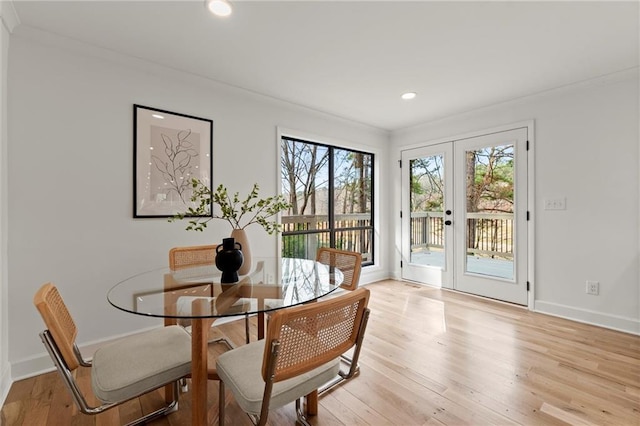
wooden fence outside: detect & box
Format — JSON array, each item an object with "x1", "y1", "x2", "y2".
[
  {"x1": 411, "y1": 211, "x2": 513, "y2": 259},
  {"x1": 281, "y1": 211, "x2": 513, "y2": 261},
  {"x1": 281, "y1": 214, "x2": 372, "y2": 261}
]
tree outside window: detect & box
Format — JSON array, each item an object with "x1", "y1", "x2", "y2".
[{"x1": 280, "y1": 137, "x2": 374, "y2": 265}]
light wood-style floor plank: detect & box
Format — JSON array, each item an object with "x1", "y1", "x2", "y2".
[{"x1": 3, "y1": 279, "x2": 639, "y2": 425}]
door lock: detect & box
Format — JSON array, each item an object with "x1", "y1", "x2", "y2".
[{"x1": 445, "y1": 220, "x2": 452, "y2": 226}]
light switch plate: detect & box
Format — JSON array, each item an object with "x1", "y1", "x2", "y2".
[{"x1": 544, "y1": 197, "x2": 566, "y2": 210}]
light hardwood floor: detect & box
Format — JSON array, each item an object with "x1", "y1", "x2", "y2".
[{"x1": 3, "y1": 279, "x2": 639, "y2": 425}]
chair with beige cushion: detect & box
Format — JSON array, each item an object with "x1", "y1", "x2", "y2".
[
  {"x1": 169, "y1": 244, "x2": 252, "y2": 343},
  {"x1": 216, "y1": 287, "x2": 371, "y2": 426},
  {"x1": 315, "y1": 247, "x2": 364, "y2": 392},
  {"x1": 167, "y1": 244, "x2": 249, "y2": 403},
  {"x1": 33, "y1": 282, "x2": 192, "y2": 425}
]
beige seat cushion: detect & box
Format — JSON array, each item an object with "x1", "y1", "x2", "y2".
[
  {"x1": 91, "y1": 325, "x2": 192, "y2": 403},
  {"x1": 216, "y1": 339, "x2": 339, "y2": 415}
]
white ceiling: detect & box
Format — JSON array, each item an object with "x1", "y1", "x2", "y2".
[{"x1": 10, "y1": 1, "x2": 640, "y2": 131}]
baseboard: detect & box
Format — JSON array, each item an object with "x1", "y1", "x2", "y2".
[
  {"x1": 10, "y1": 354, "x2": 56, "y2": 382},
  {"x1": 534, "y1": 300, "x2": 640, "y2": 336},
  {"x1": 361, "y1": 269, "x2": 392, "y2": 284},
  {"x1": 0, "y1": 361, "x2": 11, "y2": 409}
]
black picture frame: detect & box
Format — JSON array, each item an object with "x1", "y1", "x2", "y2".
[{"x1": 133, "y1": 104, "x2": 213, "y2": 218}]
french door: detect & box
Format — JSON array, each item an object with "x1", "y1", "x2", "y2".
[{"x1": 401, "y1": 128, "x2": 529, "y2": 305}]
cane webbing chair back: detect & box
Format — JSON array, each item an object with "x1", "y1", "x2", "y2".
[
  {"x1": 216, "y1": 287, "x2": 370, "y2": 426},
  {"x1": 264, "y1": 287, "x2": 369, "y2": 382},
  {"x1": 34, "y1": 283, "x2": 80, "y2": 370},
  {"x1": 316, "y1": 247, "x2": 362, "y2": 291},
  {"x1": 169, "y1": 244, "x2": 218, "y2": 270}
]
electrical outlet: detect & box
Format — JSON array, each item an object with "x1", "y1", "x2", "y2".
[
  {"x1": 586, "y1": 280, "x2": 599, "y2": 295},
  {"x1": 544, "y1": 197, "x2": 566, "y2": 210}
]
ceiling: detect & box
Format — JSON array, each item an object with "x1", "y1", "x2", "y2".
[{"x1": 10, "y1": 1, "x2": 640, "y2": 131}]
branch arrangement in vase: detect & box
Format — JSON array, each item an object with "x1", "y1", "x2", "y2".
[{"x1": 169, "y1": 178, "x2": 291, "y2": 234}]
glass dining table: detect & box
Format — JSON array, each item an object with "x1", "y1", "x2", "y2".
[{"x1": 107, "y1": 257, "x2": 342, "y2": 425}]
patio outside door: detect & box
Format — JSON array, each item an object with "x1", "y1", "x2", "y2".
[{"x1": 401, "y1": 128, "x2": 529, "y2": 305}]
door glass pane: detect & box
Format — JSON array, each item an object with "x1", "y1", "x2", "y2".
[
  {"x1": 464, "y1": 144, "x2": 514, "y2": 280},
  {"x1": 409, "y1": 155, "x2": 445, "y2": 268}
]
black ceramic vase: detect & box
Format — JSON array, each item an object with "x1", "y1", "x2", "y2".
[{"x1": 216, "y1": 237, "x2": 244, "y2": 283}]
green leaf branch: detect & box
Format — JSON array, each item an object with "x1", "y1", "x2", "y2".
[{"x1": 169, "y1": 179, "x2": 291, "y2": 234}]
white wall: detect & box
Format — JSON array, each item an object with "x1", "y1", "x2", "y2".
[
  {"x1": 6, "y1": 29, "x2": 389, "y2": 379},
  {"x1": 0, "y1": 0, "x2": 18, "y2": 407},
  {"x1": 391, "y1": 70, "x2": 640, "y2": 334},
  {"x1": 0, "y1": 3, "x2": 9, "y2": 405}
]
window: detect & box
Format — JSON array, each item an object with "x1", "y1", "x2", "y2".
[{"x1": 280, "y1": 136, "x2": 374, "y2": 265}]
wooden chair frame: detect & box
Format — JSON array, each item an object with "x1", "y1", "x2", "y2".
[
  {"x1": 169, "y1": 244, "x2": 218, "y2": 270},
  {"x1": 316, "y1": 247, "x2": 362, "y2": 291}
]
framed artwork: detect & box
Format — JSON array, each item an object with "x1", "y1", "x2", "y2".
[{"x1": 133, "y1": 104, "x2": 213, "y2": 218}]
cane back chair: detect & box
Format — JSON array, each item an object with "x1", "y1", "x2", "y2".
[
  {"x1": 169, "y1": 244, "x2": 252, "y2": 344},
  {"x1": 316, "y1": 247, "x2": 362, "y2": 291},
  {"x1": 33, "y1": 283, "x2": 192, "y2": 425},
  {"x1": 216, "y1": 287, "x2": 371, "y2": 426},
  {"x1": 314, "y1": 247, "x2": 364, "y2": 393}
]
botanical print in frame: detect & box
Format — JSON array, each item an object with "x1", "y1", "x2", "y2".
[{"x1": 134, "y1": 104, "x2": 213, "y2": 218}]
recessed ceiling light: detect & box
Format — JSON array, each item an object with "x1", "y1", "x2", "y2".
[
  {"x1": 401, "y1": 92, "x2": 417, "y2": 100},
  {"x1": 206, "y1": 0, "x2": 232, "y2": 17}
]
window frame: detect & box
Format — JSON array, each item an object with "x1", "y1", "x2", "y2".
[{"x1": 280, "y1": 134, "x2": 375, "y2": 267}]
